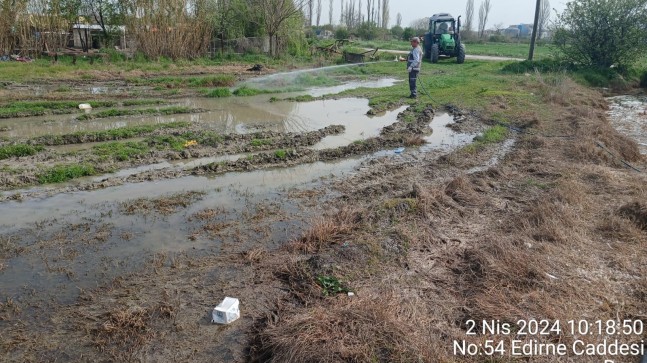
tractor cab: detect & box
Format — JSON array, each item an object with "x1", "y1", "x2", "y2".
[{"x1": 424, "y1": 13, "x2": 466, "y2": 64}]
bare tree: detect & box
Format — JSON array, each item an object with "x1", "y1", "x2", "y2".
[
  {"x1": 328, "y1": 0, "x2": 333, "y2": 25},
  {"x1": 366, "y1": 0, "x2": 372, "y2": 24},
  {"x1": 256, "y1": 0, "x2": 308, "y2": 55},
  {"x1": 308, "y1": 0, "x2": 313, "y2": 26},
  {"x1": 340, "y1": 0, "x2": 344, "y2": 24},
  {"x1": 410, "y1": 17, "x2": 429, "y2": 34},
  {"x1": 477, "y1": 0, "x2": 491, "y2": 38},
  {"x1": 537, "y1": 0, "x2": 550, "y2": 39},
  {"x1": 0, "y1": 0, "x2": 24, "y2": 55},
  {"x1": 464, "y1": 0, "x2": 474, "y2": 33},
  {"x1": 493, "y1": 22, "x2": 505, "y2": 34},
  {"x1": 358, "y1": 0, "x2": 362, "y2": 22},
  {"x1": 396, "y1": 12, "x2": 402, "y2": 27},
  {"x1": 316, "y1": 0, "x2": 322, "y2": 26},
  {"x1": 376, "y1": 0, "x2": 380, "y2": 26},
  {"x1": 381, "y1": 0, "x2": 388, "y2": 28}
]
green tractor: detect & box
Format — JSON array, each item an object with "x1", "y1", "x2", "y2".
[{"x1": 423, "y1": 13, "x2": 466, "y2": 64}]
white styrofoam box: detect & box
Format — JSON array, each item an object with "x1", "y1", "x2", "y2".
[{"x1": 212, "y1": 297, "x2": 240, "y2": 324}]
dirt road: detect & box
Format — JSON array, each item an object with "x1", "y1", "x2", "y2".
[{"x1": 371, "y1": 47, "x2": 524, "y2": 61}]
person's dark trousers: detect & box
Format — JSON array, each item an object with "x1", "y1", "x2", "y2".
[{"x1": 409, "y1": 70, "x2": 419, "y2": 97}]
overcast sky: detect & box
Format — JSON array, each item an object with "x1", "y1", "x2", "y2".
[{"x1": 321, "y1": 0, "x2": 569, "y2": 29}]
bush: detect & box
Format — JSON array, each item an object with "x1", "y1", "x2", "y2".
[
  {"x1": 402, "y1": 27, "x2": 415, "y2": 41},
  {"x1": 488, "y1": 35, "x2": 506, "y2": 43},
  {"x1": 553, "y1": 0, "x2": 647, "y2": 68},
  {"x1": 335, "y1": 28, "x2": 349, "y2": 40}
]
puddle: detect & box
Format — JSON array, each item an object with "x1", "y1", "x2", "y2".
[
  {"x1": 607, "y1": 95, "x2": 647, "y2": 155},
  {"x1": 305, "y1": 78, "x2": 400, "y2": 97},
  {"x1": 53, "y1": 109, "x2": 453, "y2": 186},
  {"x1": 0, "y1": 97, "x2": 382, "y2": 139},
  {"x1": 421, "y1": 113, "x2": 476, "y2": 152}
]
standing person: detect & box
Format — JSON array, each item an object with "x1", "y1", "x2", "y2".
[{"x1": 406, "y1": 37, "x2": 422, "y2": 99}]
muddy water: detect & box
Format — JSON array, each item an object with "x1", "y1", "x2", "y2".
[
  {"x1": 0, "y1": 156, "x2": 368, "y2": 303},
  {"x1": 607, "y1": 95, "x2": 647, "y2": 155},
  {"x1": 421, "y1": 113, "x2": 475, "y2": 152},
  {"x1": 0, "y1": 79, "x2": 399, "y2": 139},
  {"x1": 1, "y1": 76, "x2": 474, "y2": 306},
  {"x1": 59, "y1": 107, "x2": 437, "y2": 186},
  {"x1": 0, "y1": 111, "x2": 472, "y2": 301}
]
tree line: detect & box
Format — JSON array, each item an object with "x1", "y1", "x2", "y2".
[{"x1": 0, "y1": 0, "x2": 331, "y2": 59}]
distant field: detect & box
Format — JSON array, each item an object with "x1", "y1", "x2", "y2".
[{"x1": 350, "y1": 39, "x2": 553, "y2": 60}]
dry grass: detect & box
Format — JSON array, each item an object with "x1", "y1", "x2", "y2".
[
  {"x1": 618, "y1": 201, "x2": 647, "y2": 230},
  {"x1": 91, "y1": 303, "x2": 175, "y2": 357},
  {"x1": 292, "y1": 207, "x2": 361, "y2": 253},
  {"x1": 190, "y1": 207, "x2": 225, "y2": 221},
  {"x1": 403, "y1": 135, "x2": 426, "y2": 146},
  {"x1": 253, "y1": 294, "x2": 434, "y2": 363},
  {"x1": 121, "y1": 191, "x2": 206, "y2": 215},
  {"x1": 444, "y1": 175, "x2": 484, "y2": 207},
  {"x1": 124, "y1": 0, "x2": 212, "y2": 59}
]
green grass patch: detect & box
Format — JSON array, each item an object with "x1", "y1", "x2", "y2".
[
  {"x1": 232, "y1": 86, "x2": 274, "y2": 96},
  {"x1": 316, "y1": 275, "x2": 350, "y2": 296},
  {"x1": 122, "y1": 99, "x2": 166, "y2": 106},
  {"x1": 147, "y1": 135, "x2": 187, "y2": 151},
  {"x1": 464, "y1": 42, "x2": 552, "y2": 59},
  {"x1": 462, "y1": 125, "x2": 510, "y2": 153},
  {"x1": 251, "y1": 138, "x2": 272, "y2": 147},
  {"x1": 0, "y1": 144, "x2": 44, "y2": 159},
  {"x1": 285, "y1": 95, "x2": 316, "y2": 102},
  {"x1": 274, "y1": 149, "x2": 287, "y2": 159},
  {"x1": 92, "y1": 141, "x2": 149, "y2": 161},
  {"x1": 0, "y1": 100, "x2": 117, "y2": 118},
  {"x1": 129, "y1": 74, "x2": 236, "y2": 88},
  {"x1": 475, "y1": 125, "x2": 509, "y2": 144},
  {"x1": 38, "y1": 164, "x2": 96, "y2": 184},
  {"x1": 29, "y1": 122, "x2": 190, "y2": 145},
  {"x1": 77, "y1": 106, "x2": 195, "y2": 120},
  {"x1": 203, "y1": 88, "x2": 232, "y2": 98}
]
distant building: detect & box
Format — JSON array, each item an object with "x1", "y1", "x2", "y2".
[
  {"x1": 503, "y1": 24, "x2": 535, "y2": 39},
  {"x1": 315, "y1": 29, "x2": 334, "y2": 39},
  {"x1": 503, "y1": 26, "x2": 520, "y2": 38}
]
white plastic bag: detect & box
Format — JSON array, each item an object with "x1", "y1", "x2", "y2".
[{"x1": 212, "y1": 297, "x2": 240, "y2": 324}]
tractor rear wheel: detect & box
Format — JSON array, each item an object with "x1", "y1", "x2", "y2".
[
  {"x1": 456, "y1": 43, "x2": 465, "y2": 64},
  {"x1": 431, "y1": 44, "x2": 439, "y2": 63}
]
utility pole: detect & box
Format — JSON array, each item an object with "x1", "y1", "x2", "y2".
[{"x1": 528, "y1": 0, "x2": 541, "y2": 60}]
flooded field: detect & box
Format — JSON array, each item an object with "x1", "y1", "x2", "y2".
[{"x1": 0, "y1": 77, "x2": 482, "y2": 327}]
